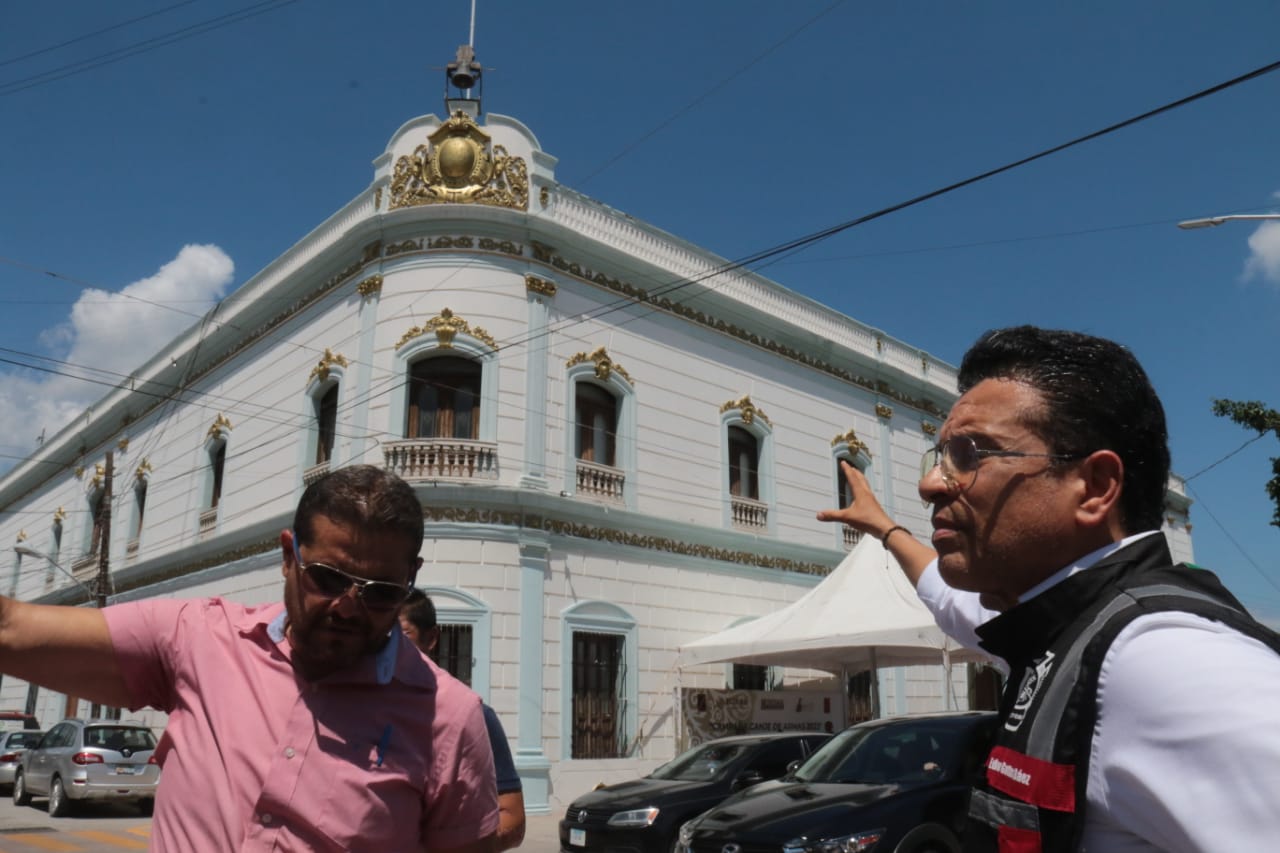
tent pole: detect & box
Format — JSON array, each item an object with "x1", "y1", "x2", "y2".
[
  {"x1": 942, "y1": 648, "x2": 952, "y2": 710},
  {"x1": 869, "y1": 648, "x2": 881, "y2": 718},
  {"x1": 839, "y1": 665, "x2": 849, "y2": 729}
]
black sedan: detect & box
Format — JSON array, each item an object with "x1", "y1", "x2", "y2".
[
  {"x1": 560, "y1": 731, "x2": 830, "y2": 853},
  {"x1": 677, "y1": 712, "x2": 997, "y2": 853}
]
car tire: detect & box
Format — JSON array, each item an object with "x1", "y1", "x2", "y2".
[
  {"x1": 48, "y1": 776, "x2": 71, "y2": 818},
  {"x1": 12, "y1": 771, "x2": 30, "y2": 807},
  {"x1": 139, "y1": 798, "x2": 155, "y2": 816}
]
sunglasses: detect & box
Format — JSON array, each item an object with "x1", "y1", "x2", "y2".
[{"x1": 290, "y1": 536, "x2": 410, "y2": 611}]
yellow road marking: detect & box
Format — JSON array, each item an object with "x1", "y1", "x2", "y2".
[
  {"x1": 68, "y1": 830, "x2": 149, "y2": 849},
  {"x1": 124, "y1": 826, "x2": 151, "y2": 838},
  {"x1": 0, "y1": 834, "x2": 81, "y2": 851}
]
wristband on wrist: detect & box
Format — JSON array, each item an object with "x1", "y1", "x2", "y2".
[{"x1": 880, "y1": 525, "x2": 910, "y2": 546}]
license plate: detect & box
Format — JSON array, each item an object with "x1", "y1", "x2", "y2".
[
  {"x1": 113, "y1": 765, "x2": 140, "y2": 775},
  {"x1": 569, "y1": 828, "x2": 586, "y2": 847}
]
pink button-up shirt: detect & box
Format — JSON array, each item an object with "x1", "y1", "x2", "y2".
[{"x1": 105, "y1": 598, "x2": 498, "y2": 851}]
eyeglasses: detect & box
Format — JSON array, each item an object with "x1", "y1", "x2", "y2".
[
  {"x1": 290, "y1": 537, "x2": 410, "y2": 611},
  {"x1": 920, "y1": 435, "x2": 1086, "y2": 498}
]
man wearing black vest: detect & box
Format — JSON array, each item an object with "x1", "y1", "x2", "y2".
[{"x1": 820, "y1": 325, "x2": 1280, "y2": 853}]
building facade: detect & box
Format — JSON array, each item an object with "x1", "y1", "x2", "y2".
[{"x1": 0, "y1": 99, "x2": 1195, "y2": 812}]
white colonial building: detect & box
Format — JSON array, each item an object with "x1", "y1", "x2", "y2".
[{"x1": 0, "y1": 79, "x2": 1194, "y2": 813}]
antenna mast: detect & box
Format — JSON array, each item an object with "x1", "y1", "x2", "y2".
[{"x1": 445, "y1": 0, "x2": 483, "y2": 116}]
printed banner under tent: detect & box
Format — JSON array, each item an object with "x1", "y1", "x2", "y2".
[{"x1": 679, "y1": 688, "x2": 842, "y2": 750}]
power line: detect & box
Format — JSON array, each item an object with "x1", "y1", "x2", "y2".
[{"x1": 0, "y1": 0, "x2": 197, "y2": 69}]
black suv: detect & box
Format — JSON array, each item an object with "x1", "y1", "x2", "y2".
[
  {"x1": 677, "y1": 712, "x2": 997, "y2": 853},
  {"x1": 560, "y1": 731, "x2": 830, "y2": 853}
]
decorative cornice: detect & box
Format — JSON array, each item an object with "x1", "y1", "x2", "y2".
[
  {"x1": 208, "y1": 413, "x2": 233, "y2": 441},
  {"x1": 356, "y1": 274, "x2": 383, "y2": 297},
  {"x1": 566, "y1": 347, "x2": 632, "y2": 384},
  {"x1": 384, "y1": 234, "x2": 524, "y2": 259},
  {"x1": 721, "y1": 396, "x2": 770, "y2": 426},
  {"x1": 831, "y1": 428, "x2": 870, "y2": 457},
  {"x1": 389, "y1": 111, "x2": 529, "y2": 211},
  {"x1": 15, "y1": 530, "x2": 26, "y2": 543},
  {"x1": 396, "y1": 308, "x2": 497, "y2": 351},
  {"x1": 875, "y1": 403, "x2": 893, "y2": 420},
  {"x1": 525, "y1": 274, "x2": 557, "y2": 297},
  {"x1": 921, "y1": 421, "x2": 938, "y2": 437},
  {"x1": 422, "y1": 506, "x2": 831, "y2": 576},
  {"x1": 308, "y1": 348, "x2": 350, "y2": 384},
  {"x1": 53, "y1": 507, "x2": 66, "y2": 525},
  {"x1": 530, "y1": 245, "x2": 947, "y2": 418}
]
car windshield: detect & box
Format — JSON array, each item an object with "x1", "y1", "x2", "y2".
[
  {"x1": 649, "y1": 741, "x2": 751, "y2": 781},
  {"x1": 792, "y1": 723, "x2": 963, "y2": 785},
  {"x1": 84, "y1": 726, "x2": 157, "y2": 751},
  {"x1": 6, "y1": 732, "x2": 41, "y2": 748}
]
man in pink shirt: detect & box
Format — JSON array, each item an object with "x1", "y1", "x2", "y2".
[{"x1": 0, "y1": 465, "x2": 498, "y2": 852}]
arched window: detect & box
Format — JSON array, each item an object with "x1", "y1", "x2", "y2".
[
  {"x1": 316, "y1": 384, "x2": 339, "y2": 464},
  {"x1": 721, "y1": 397, "x2": 773, "y2": 532},
  {"x1": 407, "y1": 356, "x2": 482, "y2": 439},
  {"x1": 561, "y1": 601, "x2": 639, "y2": 760},
  {"x1": 832, "y1": 427, "x2": 874, "y2": 550},
  {"x1": 575, "y1": 383, "x2": 617, "y2": 465},
  {"x1": 728, "y1": 425, "x2": 759, "y2": 500},
  {"x1": 565, "y1": 348, "x2": 636, "y2": 506}
]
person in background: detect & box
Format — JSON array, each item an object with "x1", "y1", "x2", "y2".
[
  {"x1": 0, "y1": 464, "x2": 497, "y2": 852},
  {"x1": 402, "y1": 590, "x2": 527, "y2": 851},
  {"x1": 820, "y1": 326, "x2": 1280, "y2": 853}
]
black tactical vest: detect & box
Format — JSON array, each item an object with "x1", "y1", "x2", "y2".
[{"x1": 961, "y1": 535, "x2": 1280, "y2": 853}]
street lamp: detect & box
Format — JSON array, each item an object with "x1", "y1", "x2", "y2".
[
  {"x1": 12, "y1": 545, "x2": 106, "y2": 605},
  {"x1": 1177, "y1": 213, "x2": 1280, "y2": 230}
]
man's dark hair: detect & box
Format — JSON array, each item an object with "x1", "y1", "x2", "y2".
[
  {"x1": 957, "y1": 326, "x2": 1170, "y2": 533},
  {"x1": 400, "y1": 588, "x2": 437, "y2": 633},
  {"x1": 293, "y1": 464, "x2": 424, "y2": 557}
]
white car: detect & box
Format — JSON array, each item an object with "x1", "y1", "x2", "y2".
[{"x1": 14, "y1": 719, "x2": 160, "y2": 816}]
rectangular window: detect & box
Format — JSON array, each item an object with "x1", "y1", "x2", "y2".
[
  {"x1": 728, "y1": 426, "x2": 759, "y2": 499},
  {"x1": 131, "y1": 481, "x2": 148, "y2": 540},
  {"x1": 436, "y1": 624, "x2": 474, "y2": 686},
  {"x1": 571, "y1": 631, "x2": 625, "y2": 759},
  {"x1": 575, "y1": 383, "x2": 617, "y2": 465},
  {"x1": 210, "y1": 443, "x2": 226, "y2": 508},
  {"x1": 316, "y1": 385, "x2": 339, "y2": 464},
  {"x1": 732, "y1": 663, "x2": 770, "y2": 691}
]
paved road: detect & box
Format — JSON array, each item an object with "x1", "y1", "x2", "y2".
[{"x1": 0, "y1": 794, "x2": 565, "y2": 852}]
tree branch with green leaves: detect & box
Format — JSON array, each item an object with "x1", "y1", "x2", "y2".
[{"x1": 1212, "y1": 399, "x2": 1280, "y2": 528}]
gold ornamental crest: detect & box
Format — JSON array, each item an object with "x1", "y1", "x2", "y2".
[{"x1": 390, "y1": 111, "x2": 528, "y2": 211}]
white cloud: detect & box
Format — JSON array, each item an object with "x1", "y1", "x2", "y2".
[
  {"x1": 1243, "y1": 220, "x2": 1280, "y2": 285},
  {"x1": 0, "y1": 244, "x2": 234, "y2": 469}
]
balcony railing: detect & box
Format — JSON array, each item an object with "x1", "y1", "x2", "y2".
[
  {"x1": 198, "y1": 507, "x2": 218, "y2": 539},
  {"x1": 843, "y1": 525, "x2": 864, "y2": 550},
  {"x1": 575, "y1": 460, "x2": 625, "y2": 503},
  {"x1": 303, "y1": 460, "x2": 331, "y2": 487},
  {"x1": 384, "y1": 438, "x2": 498, "y2": 482},
  {"x1": 730, "y1": 495, "x2": 769, "y2": 531}
]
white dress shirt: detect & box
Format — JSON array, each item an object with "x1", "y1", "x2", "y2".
[{"x1": 916, "y1": 534, "x2": 1280, "y2": 852}]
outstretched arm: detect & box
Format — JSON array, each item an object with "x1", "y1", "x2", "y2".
[
  {"x1": 817, "y1": 460, "x2": 936, "y2": 588},
  {"x1": 0, "y1": 598, "x2": 131, "y2": 708}
]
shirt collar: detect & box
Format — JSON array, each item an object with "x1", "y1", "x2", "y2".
[
  {"x1": 263, "y1": 606, "x2": 404, "y2": 686},
  {"x1": 1018, "y1": 529, "x2": 1162, "y2": 604}
]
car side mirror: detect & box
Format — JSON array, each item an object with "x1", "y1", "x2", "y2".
[
  {"x1": 785, "y1": 759, "x2": 802, "y2": 776},
  {"x1": 732, "y1": 770, "x2": 765, "y2": 791}
]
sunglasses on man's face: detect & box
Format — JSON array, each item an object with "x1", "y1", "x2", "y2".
[{"x1": 290, "y1": 536, "x2": 410, "y2": 611}]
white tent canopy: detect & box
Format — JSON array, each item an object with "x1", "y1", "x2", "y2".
[{"x1": 675, "y1": 532, "x2": 988, "y2": 675}]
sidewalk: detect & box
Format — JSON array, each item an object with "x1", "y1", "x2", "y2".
[{"x1": 522, "y1": 811, "x2": 562, "y2": 851}]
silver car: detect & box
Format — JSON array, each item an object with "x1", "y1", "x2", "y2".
[
  {"x1": 0, "y1": 730, "x2": 44, "y2": 791},
  {"x1": 13, "y1": 719, "x2": 160, "y2": 816}
]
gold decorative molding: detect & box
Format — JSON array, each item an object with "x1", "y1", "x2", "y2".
[
  {"x1": 530, "y1": 245, "x2": 948, "y2": 418},
  {"x1": 135, "y1": 458, "x2": 153, "y2": 482},
  {"x1": 389, "y1": 111, "x2": 529, "y2": 211},
  {"x1": 374, "y1": 187, "x2": 383, "y2": 210},
  {"x1": 208, "y1": 413, "x2": 233, "y2": 441},
  {"x1": 525, "y1": 274, "x2": 557, "y2": 297},
  {"x1": 567, "y1": 347, "x2": 632, "y2": 384},
  {"x1": 356, "y1": 274, "x2": 383, "y2": 297},
  {"x1": 721, "y1": 396, "x2": 770, "y2": 426},
  {"x1": 875, "y1": 403, "x2": 893, "y2": 420},
  {"x1": 308, "y1": 348, "x2": 350, "y2": 384},
  {"x1": 53, "y1": 507, "x2": 66, "y2": 525},
  {"x1": 396, "y1": 308, "x2": 497, "y2": 351},
  {"x1": 117, "y1": 437, "x2": 129, "y2": 452},
  {"x1": 383, "y1": 234, "x2": 524, "y2": 259},
  {"x1": 15, "y1": 530, "x2": 27, "y2": 543},
  {"x1": 89, "y1": 463, "x2": 105, "y2": 490},
  {"x1": 74, "y1": 466, "x2": 85, "y2": 479},
  {"x1": 921, "y1": 421, "x2": 938, "y2": 437},
  {"x1": 832, "y1": 428, "x2": 870, "y2": 457},
  {"x1": 421, "y1": 507, "x2": 831, "y2": 576},
  {"x1": 539, "y1": 186, "x2": 549, "y2": 207}
]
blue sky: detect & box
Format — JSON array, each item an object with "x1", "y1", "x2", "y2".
[{"x1": 3, "y1": 1, "x2": 1280, "y2": 621}]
